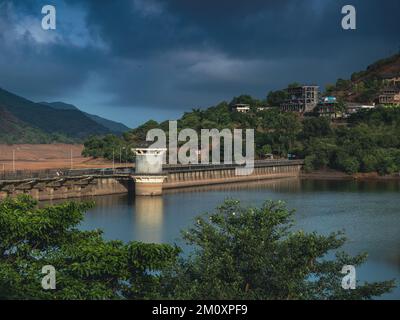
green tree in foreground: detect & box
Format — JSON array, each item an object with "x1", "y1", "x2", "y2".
[
  {"x1": 0, "y1": 195, "x2": 179, "y2": 300},
  {"x1": 0, "y1": 196, "x2": 395, "y2": 300},
  {"x1": 163, "y1": 200, "x2": 395, "y2": 300}
]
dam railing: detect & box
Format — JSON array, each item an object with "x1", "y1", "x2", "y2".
[{"x1": 0, "y1": 160, "x2": 304, "y2": 181}]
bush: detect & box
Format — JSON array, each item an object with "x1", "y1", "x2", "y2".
[
  {"x1": 360, "y1": 154, "x2": 378, "y2": 172},
  {"x1": 375, "y1": 150, "x2": 398, "y2": 175},
  {"x1": 304, "y1": 155, "x2": 317, "y2": 173},
  {"x1": 336, "y1": 152, "x2": 360, "y2": 174}
]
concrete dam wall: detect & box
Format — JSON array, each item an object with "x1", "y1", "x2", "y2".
[
  {"x1": 0, "y1": 160, "x2": 303, "y2": 201},
  {"x1": 164, "y1": 162, "x2": 303, "y2": 189},
  {"x1": 0, "y1": 176, "x2": 132, "y2": 201}
]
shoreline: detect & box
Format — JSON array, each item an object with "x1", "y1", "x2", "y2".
[
  {"x1": 1, "y1": 144, "x2": 398, "y2": 182},
  {"x1": 301, "y1": 169, "x2": 400, "y2": 181},
  {"x1": 1, "y1": 163, "x2": 399, "y2": 202}
]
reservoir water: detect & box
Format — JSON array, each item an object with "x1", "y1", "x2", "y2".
[{"x1": 78, "y1": 178, "x2": 400, "y2": 299}]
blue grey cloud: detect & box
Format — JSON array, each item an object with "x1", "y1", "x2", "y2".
[{"x1": 0, "y1": 0, "x2": 399, "y2": 127}]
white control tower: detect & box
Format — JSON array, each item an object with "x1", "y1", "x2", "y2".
[{"x1": 132, "y1": 148, "x2": 167, "y2": 196}]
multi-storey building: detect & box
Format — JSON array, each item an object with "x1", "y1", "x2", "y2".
[
  {"x1": 280, "y1": 85, "x2": 319, "y2": 113},
  {"x1": 378, "y1": 88, "x2": 400, "y2": 106},
  {"x1": 382, "y1": 74, "x2": 400, "y2": 88},
  {"x1": 317, "y1": 98, "x2": 376, "y2": 119},
  {"x1": 315, "y1": 96, "x2": 339, "y2": 118}
]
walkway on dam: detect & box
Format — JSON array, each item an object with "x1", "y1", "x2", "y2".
[{"x1": 0, "y1": 160, "x2": 304, "y2": 181}]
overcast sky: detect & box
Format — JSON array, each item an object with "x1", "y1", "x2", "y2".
[{"x1": 0, "y1": 0, "x2": 399, "y2": 127}]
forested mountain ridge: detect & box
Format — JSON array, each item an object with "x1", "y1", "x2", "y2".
[
  {"x1": 0, "y1": 87, "x2": 129, "y2": 143},
  {"x1": 41, "y1": 101, "x2": 130, "y2": 134}
]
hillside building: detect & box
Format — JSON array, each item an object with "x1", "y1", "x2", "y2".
[
  {"x1": 345, "y1": 102, "x2": 375, "y2": 117},
  {"x1": 377, "y1": 88, "x2": 400, "y2": 106},
  {"x1": 256, "y1": 106, "x2": 274, "y2": 112},
  {"x1": 315, "y1": 96, "x2": 340, "y2": 118},
  {"x1": 382, "y1": 74, "x2": 400, "y2": 88},
  {"x1": 280, "y1": 85, "x2": 319, "y2": 113},
  {"x1": 231, "y1": 103, "x2": 250, "y2": 113}
]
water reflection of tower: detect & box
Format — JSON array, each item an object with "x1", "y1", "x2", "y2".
[{"x1": 134, "y1": 196, "x2": 164, "y2": 243}]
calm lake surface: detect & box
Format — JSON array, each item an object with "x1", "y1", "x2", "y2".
[{"x1": 77, "y1": 178, "x2": 400, "y2": 299}]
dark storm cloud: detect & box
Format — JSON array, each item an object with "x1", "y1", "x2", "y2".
[
  {"x1": 0, "y1": 42, "x2": 108, "y2": 99},
  {"x1": 0, "y1": 0, "x2": 109, "y2": 100},
  {"x1": 81, "y1": 0, "x2": 400, "y2": 60},
  {"x1": 0, "y1": 0, "x2": 399, "y2": 126},
  {"x1": 75, "y1": 0, "x2": 205, "y2": 59}
]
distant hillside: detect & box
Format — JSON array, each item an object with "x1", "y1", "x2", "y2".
[
  {"x1": 0, "y1": 87, "x2": 130, "y2": 143},
  {"x1": 0, "y1": 106, "x2": 50, "y2": 144},
  {"x1": 350, "y1": 53, "x2": 400, "y2": 83},
  {"x1": 83, "y1": 113, "x2": 129, "y2": 134},
  {"x1": 41, "y1": 101, "x2": 130, "y2": 134},
  {"x1": 40, "y1": 101, "x2": 79, "y2": 111},
  {"x1": 326, "y1": 53, "x2": 400, "y2": 103}
]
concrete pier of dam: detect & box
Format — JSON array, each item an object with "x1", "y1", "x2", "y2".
[{"x1": 0, "y1": 160, "x2": 303, "y2": 201}]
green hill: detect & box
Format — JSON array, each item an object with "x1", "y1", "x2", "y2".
[
  {"x1": 39, "y1": 101, "x2": 79, "y2": 111},
  {"x1": 41, "y1": 101, "x2": 130, "y2": 134},
  {"x1": 83, "y1": 113, "x2": 129, "y2": 134},
  {"x1": 0, "y1": 106, "x2": 55, "y2": 144},
  {"x1": 326, "y1": 53, "x2": 400, "y2": 103},
  {"x1": 0, "y1": 88, "x2": 128, "y2": 143}
]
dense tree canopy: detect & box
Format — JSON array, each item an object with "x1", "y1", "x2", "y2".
[
  {"x1": 0, "y1": 195, "x2": 179, "y2": 299},
  {"x1": 302, "y1": 109, "x2": 400, "y2": 174}
]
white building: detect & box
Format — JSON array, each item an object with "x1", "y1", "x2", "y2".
[
  {"x1": 232, "y1": 104, "x2": 250, "y2": 113},
  {"x1": 345, "y1": 102, "x2": 375, "y2": 117}
]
